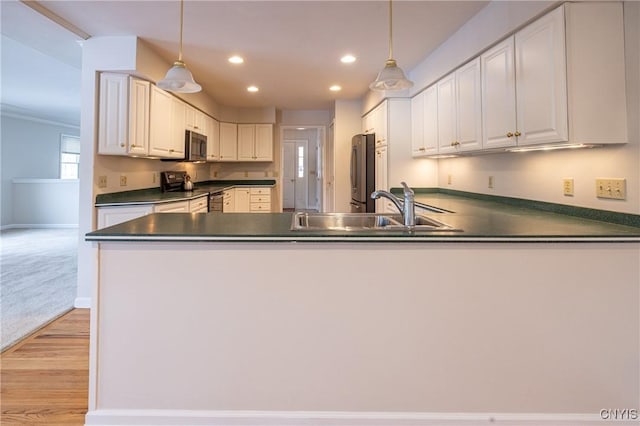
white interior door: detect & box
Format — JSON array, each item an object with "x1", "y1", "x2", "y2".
[
  {"x1": 294, "y1": 141, "x2": 308, "y2": 210},
  {"x1": 283, "y1": 142, "x2": 295, "y2": 209},
  {"x1": 283, "y1": 140, "x2": 308, "y2": 210}
]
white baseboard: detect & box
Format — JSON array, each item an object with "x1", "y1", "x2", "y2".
[
  {"x1": 74, "y1": 297, "x2": 91, "y2": 309},
  {"x1": 1, "y1": 224, "x2": 79, "y2": 230},
  {"x1": 84, "y1": 409, "x2": 633, "y2": 426}
]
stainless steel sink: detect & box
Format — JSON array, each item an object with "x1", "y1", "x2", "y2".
[{"x1": 290, "y1": 212, "x2": 460, "y2": 232}]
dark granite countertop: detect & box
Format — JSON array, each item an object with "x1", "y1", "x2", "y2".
[
  {"x1": 86, "y1": 191, "x2": 640, "y2": 243},
  {"x1": 95, "y1": 180, "x2": 276, "y2": 207}
]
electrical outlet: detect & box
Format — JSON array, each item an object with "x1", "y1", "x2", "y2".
[
  {"x1": 213, "y1": 171, "x2": 218, "y2": 178},
  {"x1": 120, "y1": 175, "x2": 127, "y2": 186},
  {"x1": 488, "y1": 176, "x2": 494, "y2": 189},
  {"x1": 152, "y1": 173, "x2": 157, "y2": 184},
  {"x1": 244, "y1": 171, "x2": 249, "y2": 178},
  {"x1": 563, "y1": 178, "x2": 574, "y2": 196},
  {"x1": 447, "y1": 174, "x2": 452, "y2": 185},
  {"x1": 98, "y1": 176, "x2": 107, "y2": 188},
  {"x1": 596, "y1": 178, "x2": 626, "y2": 200},
  {"x1": 273, "y1": 170, "x2": 279, "y2": 178},
  {"x1": 264, "y1": 171, "x2": 269, "y2": 177}
]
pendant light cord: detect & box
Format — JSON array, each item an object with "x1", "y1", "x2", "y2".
[
  {"x1": 388, "y1": 0, "x2": 393, "y2": 60},
  {"x1": 178, "y1": 0, "x2": 184, "y2": 62}
]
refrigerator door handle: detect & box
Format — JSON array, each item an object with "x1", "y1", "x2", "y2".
[{"x1": 350, "y1": 146, "x2": 357, "y2": 190}]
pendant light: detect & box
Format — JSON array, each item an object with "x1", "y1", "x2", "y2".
[
  {"x1": 369, "y1": 0, "x2": 413, "y2": 91},
  {"x1": 157, "y1": 0, "x2": 202, "y2": 93}
]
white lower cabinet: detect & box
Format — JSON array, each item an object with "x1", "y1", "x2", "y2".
[
  {"x1": 250, "y1": 188, "x2": 272, "y2": 213},
  {"x1": 234, "y1": 188, "x2": 251, "y2": 213},
  {"x1": 223, "y1": 190, "x2": 235, "y2": 212},
  {"x1": 154, "y1": 200, "x2": 190, "y2": 213},
  {"x1": 189, "y1": 196, "x2": 209, "y2": 213},
  {"x1": 97, "y1": 205, "x2": 153, "y2": 229},
  {"x1": 222, "y1": 187, "x2": 272, "y2": 213}
]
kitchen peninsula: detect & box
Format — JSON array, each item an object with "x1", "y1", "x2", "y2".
[{"x1": 85, "y1": 195, "x2": 640, "y2": 425}]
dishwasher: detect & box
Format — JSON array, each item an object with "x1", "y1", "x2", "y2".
[{"x1": 208, "y1": 190, "x2": 224, "y2": 212}]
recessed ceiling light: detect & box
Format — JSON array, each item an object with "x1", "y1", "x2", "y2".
[
  {"x1": 341, "y1": 54, "x2": 356, "y2": 64},
  {"x1": 329, "y1": 85, "x2": 342, "y2": 92},
  {"x1": 247, "y1": 86, "x2": 259, "y2": 92},
  {"x1": 228, "y1": 56, "x2": 244, "y2": 64},
  {"x1": 297, "y1": 127, "x2": 306, "y2": 130}
]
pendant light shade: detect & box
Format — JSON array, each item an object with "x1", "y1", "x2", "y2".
[
  {"x1": 157, "y1": 0, "x2": 201, "y2": 93},
  {"x1": 370, "y1": 0, "x2": 413, "y2": 91}
]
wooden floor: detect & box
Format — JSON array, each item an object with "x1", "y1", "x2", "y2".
[{"x1": 1, "y1": 309, "x2": 90, "y2": 425}]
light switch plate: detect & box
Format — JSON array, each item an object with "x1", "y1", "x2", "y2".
[
  {"x1": 596, "y1": 178, "x2": 626, "y2": 200},
  {"x1": 563, "y1": 178, "x2": 574, "y2": 196}
]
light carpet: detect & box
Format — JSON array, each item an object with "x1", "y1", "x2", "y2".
[{"x1": 0, "y1": 228, "x2": 78, "y2": 351}]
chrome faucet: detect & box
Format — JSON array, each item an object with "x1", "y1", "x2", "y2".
[{"x1": 371, "y1": 182, "x2": 415, "y2": 228}]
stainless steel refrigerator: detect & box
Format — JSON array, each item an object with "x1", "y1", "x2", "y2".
[{"x1": 350, "y1": 133, "x2": 376, "y2": 213}]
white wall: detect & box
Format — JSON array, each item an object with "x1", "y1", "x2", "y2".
[
  {"x1": 403, "y1": 1, "x2": 639, "y2": 215},
  {"x1": 0, "y1": 113, "x2": 80, "y2": 227},
  {"x1": 333, "y1": 100, "x2": 362, "y2": 212},
  {"x1": 10, "y1": 179, "x2": 79, "y2": 227}
]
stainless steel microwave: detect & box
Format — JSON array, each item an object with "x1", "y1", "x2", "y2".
[{"x1": 185, "y1": 130, "x2": 207, "y2": 162}]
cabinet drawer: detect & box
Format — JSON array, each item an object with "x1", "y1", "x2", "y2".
[
  {"x1": 250, "y1": 203, "x2": 271, "y2": 212},
  {"x1": 189, "y1": 197, "x2": 208, "y2": 212},
  {"x1": 250, "y1": 194, "x2": 271, "y2": 203},
  {"x1": 250, "y1": 187, "x2": 271, "y2": 195}
]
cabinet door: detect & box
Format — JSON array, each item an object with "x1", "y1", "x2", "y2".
[
  {"x1": 234, "y1": 188, "x2": 251, "y2": 212},
  {"x1": 374, "y1": 102, "x2": 388, "y2": 146},
  {"x1": 97, "y1": 205, "x2": 153, "y2": 229},
  {"x1": 411, "y1": 92, "x2": 425, "y2": 156},
  {"x1": 207, "y1": 117, "x2": 220, "y2": 161},
  {"x1": 98, "y1": 73, "x2": 128, "y2": 155},
  {"x1": 374, "y1": 146, "x2": 388, "y2": 213},
  {"x1": 237, "y1": 124, "x2": 255, "y2": 161},
  {"x1": 254, "y1": 124, "x2": 273, "y2": 161},
  {"x1": 189, "y1": 196, "x2": 208, "y2": 213},
  {"x1": 481, "y1": 37, "x2": 517, "y2": 149},
  {"x1": 455, "y1": 58, "x2": 482, "y2": 151},
  {"x1": 437, "y1": 73, "x2": 457, "y2": 154},
  {"x1": 515, "y1": 5, "x2": 568, "y2": 146},
  {"x1": 154, "y1": 200, "x2": 190, "y2": 213},
  {"x1": 128, "y1": 78, "x2": 150, "y2": 156},
  {"x1": 149, "y1": 86, "x2": 174, "y2": 157},
  {"x1": 171, "y1": 98, "x2": 186, "y2": 157},
  {"x1": 423, "y1": 85, "x2": 439, "y2": 154},
  {"x1": 184, "y1": 104, "x2": 196, "y2": 131},
  {"x1": 223, "y1": 190, "x2": 235, "y2": 212},
  {"x1": 219, "y1": 122, "x2": 238, "y2": 161}
]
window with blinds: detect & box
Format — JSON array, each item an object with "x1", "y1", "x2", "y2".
[{"x1": 60, "y1": 134, "x2": 80, "y2": 179}]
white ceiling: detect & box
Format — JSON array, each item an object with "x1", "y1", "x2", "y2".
[{"x1": 1, "y1": 0, "x2": 489, "y2": 123}]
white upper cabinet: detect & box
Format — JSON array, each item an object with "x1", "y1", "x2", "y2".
[
  {"x1": 362, "y1": 101, "x2": 388, "y2": 146},
  {"x1": 171, "y1": 98, "x2": 186, "y2": 157},
  {"x1": 185, "y1": 104, "x2": 207, "y2": 135},
  {"x1": 206, "y1": 117, "x2": 220, "y2": 161},
  {"x1": 254, "y1": 124, "x2": 274, "y2": 161},
  {"x1": 411, "y1": 85, "x2": 438, "y2": 157},
  {"x1": 237, "y1": 124, "x2": 273, "y2": 161},
  {"x1": 219, "y1": 122, "x2": 238, "y2": 161},
  {"x1": 437, "y1": 59, "x2": 482, "y2": 154},
  {"x1": 411, "y1": 92, "x2": 425, "y2": 156},
  {"x1": 514, "y1": 6, "x2": 568, "y2": 146},
  {"x1": 98, "y1": 73, "x2": 150, "y2": 156},
  {"x1": 148, "y1": 86, "x2": 185, "y2": 159},
  {"x1": 411, "y1": 2, "x2": 626, "y2": 157},
  {"x1": 481, "y1": 37, "x2": 517, "y2": 149}
]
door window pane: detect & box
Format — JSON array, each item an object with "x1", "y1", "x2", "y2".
[{"x1": 297, "y1": 146, "x2": 304, "y2": 178}]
